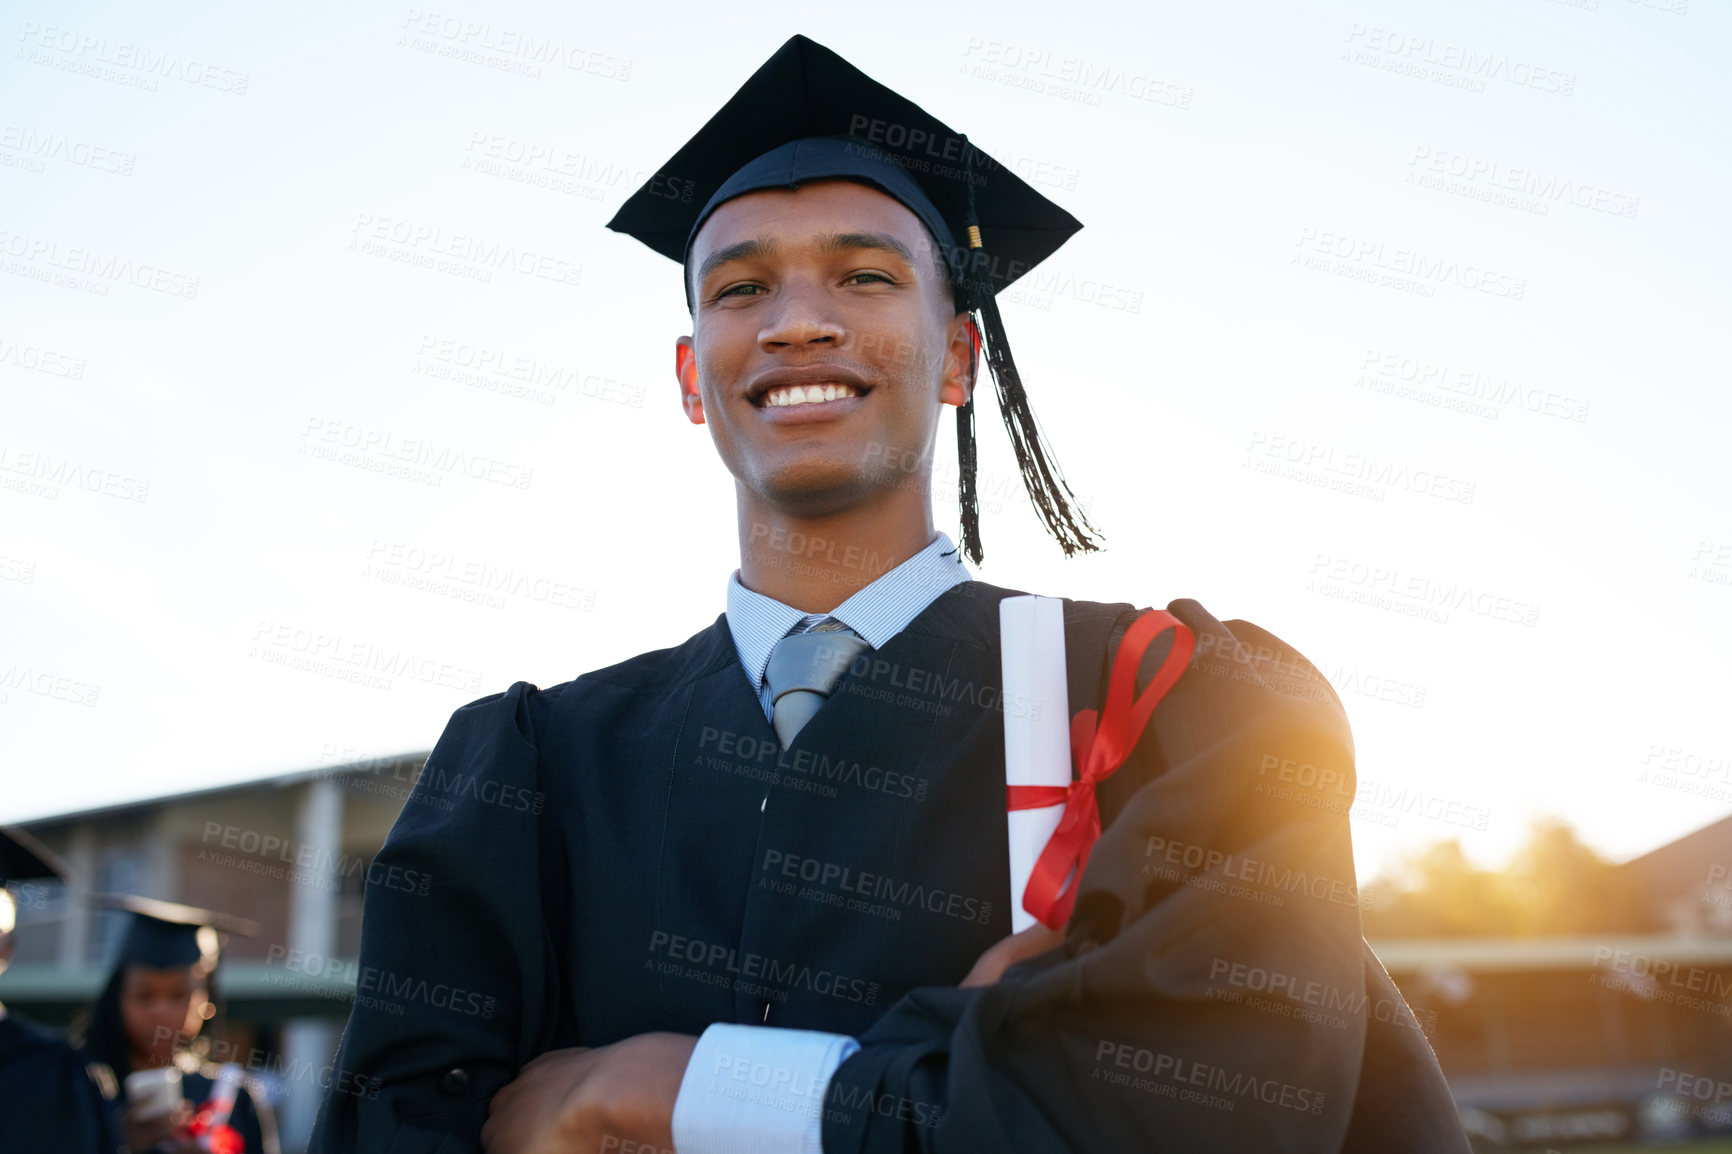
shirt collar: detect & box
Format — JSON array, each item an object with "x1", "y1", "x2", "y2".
[{"x1": 725, "y1": 531, "x2": 972, "y2": 692}]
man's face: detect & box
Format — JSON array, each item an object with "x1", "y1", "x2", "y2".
[{"x1": 677, "y1": 180, "x2": 974, "y2": 518}]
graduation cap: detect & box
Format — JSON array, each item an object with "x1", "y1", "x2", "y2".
[
  {"x1": 93, "y1": 894, "x2": 260, "y2": 971},
  {"x1": 0, "y1": 825, "x2": 69, "y2": 887},
  {"x1": 607, "y1": 34, "x2": 1102, "y2": 565},
  {"x1": 1, "y1": 826, "x2": 71, "y2": 938}
]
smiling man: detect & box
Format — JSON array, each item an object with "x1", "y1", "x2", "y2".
[{"x1": 310, "y1": 35, "x2": 1468, "y2": 1154}]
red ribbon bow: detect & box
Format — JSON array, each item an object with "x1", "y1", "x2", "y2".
[{"x1": 1006, "y1": 608, "x2": 1194, "y2": 929}]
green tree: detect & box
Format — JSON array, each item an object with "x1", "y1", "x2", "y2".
[{"x1": 1361, "y1": 819, "x2": 1637, "y2": 937}]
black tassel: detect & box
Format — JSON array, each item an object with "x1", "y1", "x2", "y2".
[
  {"x1": 956, "y1": 392, "x2": 981, "y2": 565},
  {"x1": 954, "y1": 139, "x2": 1102, "y2": 564}
]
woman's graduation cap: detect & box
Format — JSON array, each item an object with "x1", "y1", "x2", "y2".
[
  {"x1": 94, "y1": 894, "x2": 259, "y2": 971},
  {"x1": 607, "y1": 34, "x2": 1102, "y2": 564}
]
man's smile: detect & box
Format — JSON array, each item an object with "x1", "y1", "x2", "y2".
[
  {"x1": 746, "y1": 363, "x2": 874, "y2": 421},
  {"x1": 761, "y1": 382, "x2": 863, "y2": 407}
]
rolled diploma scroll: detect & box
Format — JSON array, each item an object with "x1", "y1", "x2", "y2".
[{"x1": 1000, "y1": 594, "x2": 1071, "y2": 932}]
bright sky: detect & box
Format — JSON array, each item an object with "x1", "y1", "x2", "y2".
[{"x1": 2, "y1": 0, "x2": 1727, "y2": 886}]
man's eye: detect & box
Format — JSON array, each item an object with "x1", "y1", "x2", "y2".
[
  {"x1": 844, "y1": 272, "x2": 893, "y2": 286},
  {"x1": 716, "y1": 283, "x2": 765, "y2": 299}
]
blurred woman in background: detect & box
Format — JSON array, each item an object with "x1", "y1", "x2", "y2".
[{"x1": 75, "y1": 897, "x2": 278, "y2": 1154}]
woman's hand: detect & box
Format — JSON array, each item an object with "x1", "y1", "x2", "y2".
[{"x1": 123, "y1": 1098, "x2": 199, "y2": 1152}]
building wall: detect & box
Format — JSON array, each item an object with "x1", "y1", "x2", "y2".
[{"x1": 5, "y1": 756, "x2": 427, "y2": 1153}]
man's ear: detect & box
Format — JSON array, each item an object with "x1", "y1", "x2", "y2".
[
  {"x1": 675, "y1": 337, "x2": 705, "y2": 425},
  {"x1": 939, "y1": 313, "x2": 978, "y2": 409}
]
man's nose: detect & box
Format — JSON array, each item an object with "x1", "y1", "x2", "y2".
[{"x1": 759, "y1": 280, "x2": 845, "y2": 349}]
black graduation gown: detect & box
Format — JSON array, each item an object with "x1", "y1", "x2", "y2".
[
  {"x1": 0, "y1": 1011, "x2": 120, "y2": 1153},
  {"x1": 309, "y1": 583, "x2": 1469, "y2": 1153}
]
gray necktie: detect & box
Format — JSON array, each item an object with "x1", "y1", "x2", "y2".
[{"x1": 765, "y1": 621, "x2": 870, "y2": 746}]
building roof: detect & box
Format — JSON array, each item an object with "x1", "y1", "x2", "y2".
[
  {"x1": 13, "y1": 752, "x2": 429, "y2": 830},
  {"x1": 1370, "y1": 933, "x2": 1732, "y2": 973}
]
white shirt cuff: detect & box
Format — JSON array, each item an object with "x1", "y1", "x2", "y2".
[{"x1": 671, "y1": 1022, "x2": 861, "y2": 1154}]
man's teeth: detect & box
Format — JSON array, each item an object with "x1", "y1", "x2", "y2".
[{"x1": 764, "y1": 383, "x2": 861, "y2": 407}]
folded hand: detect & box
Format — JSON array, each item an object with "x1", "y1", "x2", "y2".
[{"x1": 481, "y1": 1033, "x2": 698, "y2": 1154}]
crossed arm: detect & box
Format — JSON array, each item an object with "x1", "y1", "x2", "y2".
[{"x1": 479, "y1": 925, "x2": 1065, "y2": 1154}]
